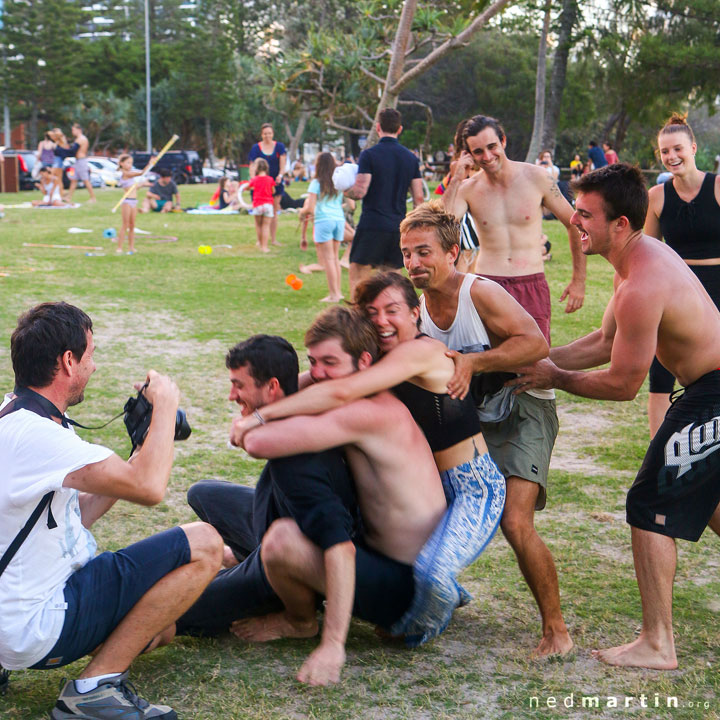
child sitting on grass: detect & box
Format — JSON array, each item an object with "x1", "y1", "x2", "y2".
[{"x1": 247, "y1": 158, "x2": 275, "y2": 253}]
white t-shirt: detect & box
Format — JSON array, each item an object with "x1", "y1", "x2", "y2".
[{"x1": 0, "y1": 398, "x2": 113, "y2": 669}]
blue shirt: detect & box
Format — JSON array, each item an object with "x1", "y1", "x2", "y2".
[
  {"x1": 248, "y1": 142, "x2": 287, "y2": 179},
  {"x1": 357, "y1": 137, "x2": 421, "y2": 233},
  {"x1": 308, "y1": 179, "x2": 345, "y2": 223},
  {"x1": 588, "y1": 146, "x2": 607, "y2": 169}
]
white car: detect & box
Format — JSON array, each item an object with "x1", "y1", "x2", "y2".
[
  {"x1": 202, "y1": 167, "x2": 238, "y2": 183},
  {"x1": 87, "y1": 156, "x2": 120, "y2": 187}
]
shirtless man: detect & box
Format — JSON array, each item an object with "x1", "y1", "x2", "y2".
[
  {"x1": 401, "y1": 201, "x2": 572, "y2": 657},
  {"x1": 230, "y1": 306, "x2": 446, "y2": 685},
  {"x1": 66, "y1": 123, "x2": 96, "y2": 204},
  {"x1": 513, "y1": 163, "x2": 720, "y2": 669},
  {"x1": 442, "y1": 114, "x2": 586, "y2": 342}
]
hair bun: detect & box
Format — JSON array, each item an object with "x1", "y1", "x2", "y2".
[{"x1": 666, "y1": 112, "x2": 688, "y2": 126}]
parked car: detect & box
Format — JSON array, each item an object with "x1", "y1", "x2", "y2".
[
  {"x1": 87, "y1": 156, "x2": 120, "y2": 187},
  {"x1": 131, "y1": 149, "x2": 204, "y2": 184},
  {"x1": 2, "y1": 149, "x2": 37, "y2": 190},
  {"x1": 202, "y1": 165, "x2": 239, "y2": 183}
]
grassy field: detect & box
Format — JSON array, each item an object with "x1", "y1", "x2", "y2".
[{"x1": 0, "y1": 184, "x2": 718, "y2": 720}]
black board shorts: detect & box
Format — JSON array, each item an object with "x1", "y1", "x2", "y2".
[
  {"x1": 349, "y1": 228, "x2": 403, "y2": 268},
  {"x1": 627, "y1": 369, "x2": 720, "y2": 541}
]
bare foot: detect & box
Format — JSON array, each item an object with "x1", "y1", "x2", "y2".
[
  {"x1": 320, "y1": 295, "x2": 343, "y2": 303},
  {"x1": 260, "y1": 247, "x2": 271, "y2": 254},
  {"x1": 230, "y1": 612, "x2": 318, "y2": 642},
  {"x1": 272, "y1": 240, "x2": 282, "y2": 246},
  {"x1": 222, "y1": 545, "x2": 239, "y2": 569},
  {"x1": 531, "y1": 630, "x2": 574, "y2": 658},
  {"x1": 87, "y1": 198, "x2": 97, "y2": 204},
  {"x1": 299, "y1": 264, "x2": 316, "y2": 275},
  {"x1": 592, "y1": 636, "x2": 677, "y2": 669},
  {"x1": 340, "y1": 260, "x2": 350, "y2": 270}
]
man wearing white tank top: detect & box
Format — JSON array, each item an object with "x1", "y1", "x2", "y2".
[{"x1": 401, "y1": 201, "x2": 574, "y2": 657}]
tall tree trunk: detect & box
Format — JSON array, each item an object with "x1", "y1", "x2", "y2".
[
  {"x1": 366, "y1": 0, "x2": 418, "y2": 147},
  {"x1": 525, "y1": 0, "x2": 552, "y2": 163},
  {"x1": 284, "y1": 110, "x2": 309, "y2": 165},
  {"x1": 541, "y1": 0, "x2": 578, "y2": 154},
  {"x1": 205, "y1": 116, "x2": 216, "y2": 167},
  {"x1": 366, "y1": 0, "x2": 514, "y2": 147},
  {"x1": 29, "y1": 102, "x2": 39, "y2": 149}
]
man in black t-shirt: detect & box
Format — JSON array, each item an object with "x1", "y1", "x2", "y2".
[
  {"x1": 346, "y1": 108, "x2": 425, "y2": 299},
  {"x1": 177, "y1": 336, "x2": 360, "y2": 639}
]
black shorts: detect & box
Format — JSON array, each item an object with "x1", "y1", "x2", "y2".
[
  {"x1": 627, "y1": 369, "x2": 720, "y2": 541},
  {"x1": 353, "y1": 542, "x2": 413, "y2": 630},
  {"x1": 349, "y1": 228, "x2": 403, "y2": 269},
  {"x1": 649, "y1": 265, "x2": 720, "y2": 394}
]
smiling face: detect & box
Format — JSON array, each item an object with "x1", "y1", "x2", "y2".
[
  {"x1": 363, "y1": 286, "x2": 419, "y2": 353},
  {"x1": 658, "y1": 131, "x2": 697, "y2": 177},
  {"x1": 465, "y1": 127, "x2": 507, "y2": 174},
  {"x1": 570, "y1": 192, "x2": 614, "y2": 256},
  {"x1": 307, "y1": 337, "x2": 357, "y2": 382},
  {"x1": 260, "y1": 126, "x2": 274, "y2": 143},
  {"x1": 401, "y1": 226, "x2": 457, "y2": 290},
  {"x1": 119, "y1": 156, "x2": 133, "y2": 171},
  {"x1": 228, "y1": 364, "x2": 272, "y2": 415}
]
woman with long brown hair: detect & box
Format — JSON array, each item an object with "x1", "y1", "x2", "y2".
[{"x1": 645, "y1": 113, "x2": 720, "y2": 436}]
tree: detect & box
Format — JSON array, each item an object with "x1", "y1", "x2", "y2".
[
  {"x1": 525, "y1": 0, "x2": 552, "y2": 162},
  {"x1": 1, "y1": 0, "x2": 85, "y2": 145}
]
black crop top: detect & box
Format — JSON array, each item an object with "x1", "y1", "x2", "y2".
[
  {"x1": 660, "y1": 173, "x2": 720, "y2": 260},
  {"x1": 391, "y1": 381, "x2": 482, "y2": 452}
]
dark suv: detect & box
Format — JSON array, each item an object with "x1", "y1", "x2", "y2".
[{"x1": 131, "y1": 149, "x2": 203, "y2": 184}]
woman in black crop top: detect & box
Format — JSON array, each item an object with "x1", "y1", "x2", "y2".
[
  {"x1": 644, "y1": 113, "x2": 720, "y2": 437},
  {"x1": 241, "y1": 272, "x2": 506, "y2": 645}
]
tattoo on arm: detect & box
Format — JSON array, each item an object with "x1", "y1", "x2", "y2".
[{"x1": 550, "y1": 181, "x2": 561, "y2": 198}]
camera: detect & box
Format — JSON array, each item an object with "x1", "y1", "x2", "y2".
[{"x1": 124, "y1": 383, "x2": 191, "y2": 449}]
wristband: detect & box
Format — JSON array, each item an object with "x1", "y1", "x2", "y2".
[{"x1": 253, "y1": 409, "x2": 266, "y2": 425}]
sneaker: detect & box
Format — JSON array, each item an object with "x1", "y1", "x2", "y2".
[{"x1": 51, "y1": 672, "x2": 177, "y2": 719}]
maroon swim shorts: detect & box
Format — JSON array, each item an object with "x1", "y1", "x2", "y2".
[{"x1": 479, "y1": 272, "x2": 551, "y2": 344}]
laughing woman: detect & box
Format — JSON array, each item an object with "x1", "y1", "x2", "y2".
[
  {"x1": 644, "y1": 113, "x2": 720, "y2": 436},
  {"x1": 233, "y1": 272, "x2": 509, "y2": 645}
]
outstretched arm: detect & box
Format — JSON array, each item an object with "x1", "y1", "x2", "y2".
[
  {"x1": 241, "y1": 401, "x2": 376, "y2": 458},
  {"x1": 230, "y1": 339, "x2": 440, "y2": 445},
  {"x1": 511, "y1": 284, "x2": 658, "y2": 400},
  {"x1": 540, "y1": 172, "x2": 586, "y2": 313}
]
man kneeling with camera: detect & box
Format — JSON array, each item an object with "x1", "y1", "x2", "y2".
[{"x1": 0, "y1": 302, "x2": 222, "y2": 720}]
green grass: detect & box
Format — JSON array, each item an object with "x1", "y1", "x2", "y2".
[{"x1": 0, "y1": 185, "x2": 719, "y2": 720}]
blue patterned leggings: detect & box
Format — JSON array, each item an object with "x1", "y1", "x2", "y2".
[{"x1": 390, "y1": 452, "x2": 506, "y2": 646}]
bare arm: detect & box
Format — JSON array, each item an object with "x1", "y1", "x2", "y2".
[
  {"x1": 446, "y1": 278, "x2": 549, "y2": 399},
  {"x1": 241, "y1": 403, "x2": 370, "y2": 459},
  {"x1": 277, "y1": 152, "x2": 287, "y2": 182},
  {"x1": 297, "y1": 541, "x2": 355, "y2": 685},
  {"x1": 410, "y1": 177, "x2": 424, "y2": 207},
  {"x1": 299, "y1": 191, "x2": 317, "y2": 220},
  {"x1": 77, "y1": 493, "x2": 117, "y2": 528},
  {"x1": 441, "y1": 153, "x2": 473, "y2": 220},
  {"x1": 540, "y1": 172, "x2": 586, "y2": 313},
  {"x1": 64, "y1": 371, "x2": 179, "y2": 506},
  {"x1": 550, "y1": 295, "x2": 617, "y2": 370},
  {"x1": 345, "y1": 173, "x2": 371, "y2": 200},
  {"x1": 514, "y1": 283, "x2": 659, "y2": 400},
  {"x1": 644, "y1": 185, "x2": 663, "y2": 240},
  {"x1": 230, "y1": 339, "x2": 440, "y2": 445}
]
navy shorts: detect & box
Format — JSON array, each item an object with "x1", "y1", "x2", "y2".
[
  {"x1": 353, "y1": 542, "x2": 413, "y2": 630},
  {"x1": 30, "y1": 527, "x2": 191, "y2": 669},
  {"x1": 349, "y1": 228, "x2": 403, "y2": 269}
]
